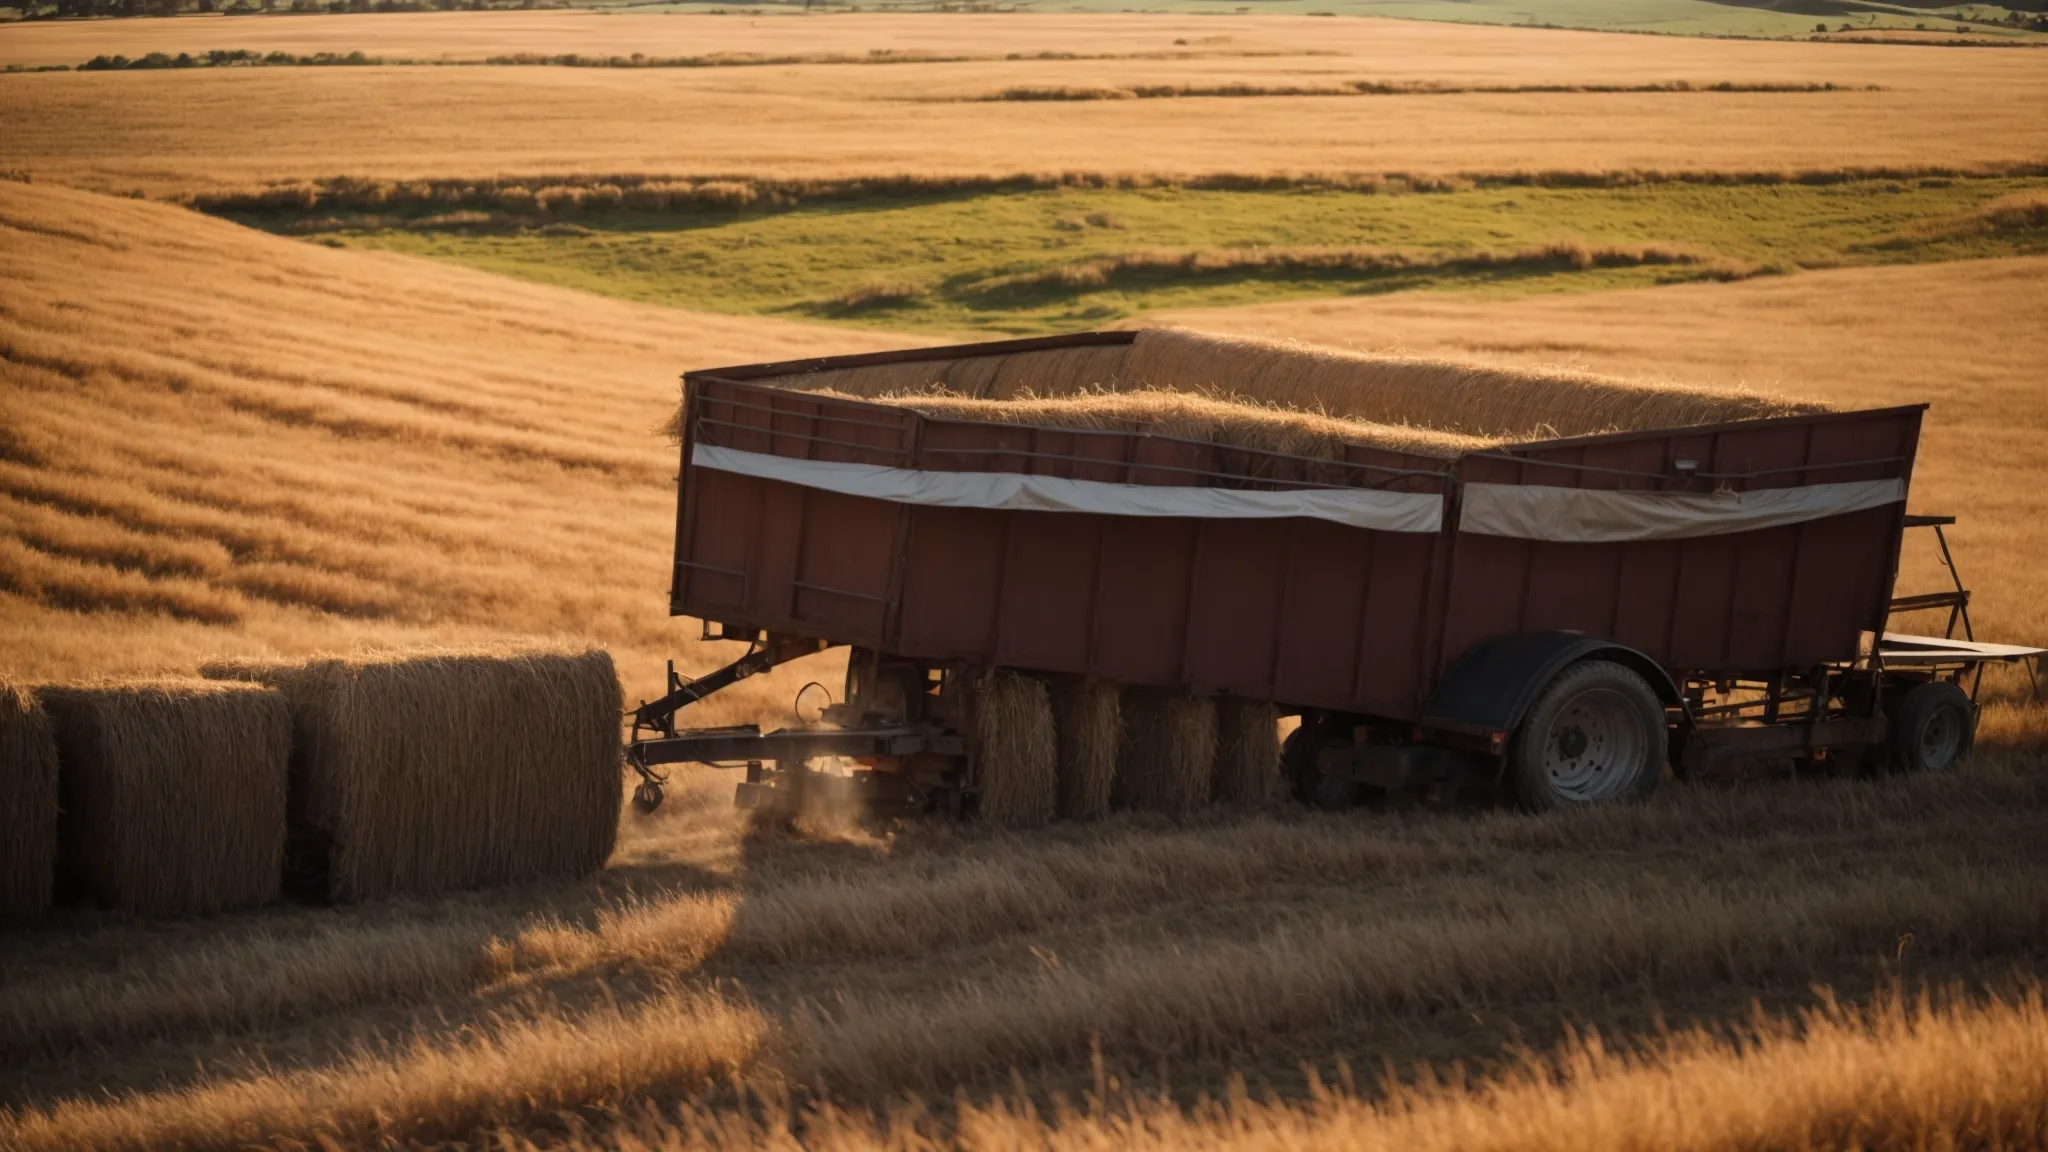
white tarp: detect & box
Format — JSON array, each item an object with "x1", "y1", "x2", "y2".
[
  {"x1": 1459, "y1": 478, "x2": 1906, "y2": 542},
  {"x1": 692, "y1": 443, "x2": 1445, "y2": 533}
]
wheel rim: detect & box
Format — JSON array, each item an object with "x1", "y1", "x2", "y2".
[
  {"x1": 1541, "y1": 687, "x2": 1645, "y2": 803},
  {"x1": 1918, "y1": 704, "x2": 1962, "y2": 770}
]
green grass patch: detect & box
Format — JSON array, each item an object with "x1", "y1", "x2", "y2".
[
  {"x1": 582, "y1": 0, "x2": 2048, "y2": 43},
  {"x1": 294, "y1": 177, "x2": 2048, "y2": 335}
]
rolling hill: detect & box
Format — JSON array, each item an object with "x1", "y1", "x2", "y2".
[{"x1": 0, "y1": 178, "x2": 906, "y2": 707}]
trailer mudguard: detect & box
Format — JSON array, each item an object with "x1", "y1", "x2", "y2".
[{"x1": 1423, "y1": 631, "x2": 1685, "y2": 742}]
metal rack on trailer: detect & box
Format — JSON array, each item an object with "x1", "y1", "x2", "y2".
[{"x1": 624, "y1": 332, "x2": 2043, "y2": 817}]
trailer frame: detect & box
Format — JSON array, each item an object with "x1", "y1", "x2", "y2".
[{"x1": 624, "y1": 332, "x2": 2042, "y2": 815}]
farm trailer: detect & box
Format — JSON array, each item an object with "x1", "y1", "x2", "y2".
[{"x1": 626, "y1": 331, "x2": 2042, "y2": 816}]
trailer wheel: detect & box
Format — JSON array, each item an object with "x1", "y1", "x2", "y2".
[
  {"x1": 1885, "y1": 681, "x2": 1974, "y2": 774},
  {"x1": 1285, "y1": 720, "x2": 1359, "y2": 809},
  {"x1": 1510, "y1": 660, "x2": 1665, "y2": 810}
]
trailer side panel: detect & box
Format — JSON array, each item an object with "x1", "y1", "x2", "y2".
[
  {"x1": 1439, "y1": 406, "x2": 1923, "y2": 680},
  {"x1": 675, "y1": 363, "x2": 1922, "y2": 722},
  {"x1": 677, "y1": 374, "x2": 1450, "y2": 714}
]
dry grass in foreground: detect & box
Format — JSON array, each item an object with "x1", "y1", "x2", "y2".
[
  {"x1": 551, "y1": 989, "x2": 2048, "y2": 1152},
  {"x1": 2, "y1": 715, "x2": 2044, "y2": 1149},
  {"x1": 3, "y1": 17, "x2": 2044, "y2": 196}
]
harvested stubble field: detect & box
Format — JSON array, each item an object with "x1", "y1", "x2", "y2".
[
  {"x1": 0, "y1": 11, "x2": 2030, "y2": 73},
  {"x1": 3, "y1": 726, "x2": 2046, "y2": 1149},
  {"x1": 0, "y1": 177, "x2": 904, "y2": 710},
  {"x1": 6, "y1": 12, "x2": 2048, "y2": 1143},
  {"x1": 4, "y1": 17, "x2": 2047, "y2": 196}
]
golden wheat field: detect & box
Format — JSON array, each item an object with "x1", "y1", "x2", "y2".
[
  {"x1": 0, "y1": 9, "x2": 2020, "y2": 75},
  {"x1": 0, "y1": 178, "x2": 902, "y2": 709},
  {"x1": 5, "y1": 16, "x2": 2048, "y2": 196},
  {"x1": 5, "y1": 9, "x2": 2048, "y2": 1150}
]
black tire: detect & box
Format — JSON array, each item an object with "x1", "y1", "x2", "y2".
[
  {"x1": 1509, "y1": 660, "x2": 1667, "y2": 811},
  {"x1": 1885, "y1": 681, "x2": 1974, "y2": 774},
  {"x1": 843, "y1": 648, "x2": 922, "y2": 724},
  {"x1": 1285, "y1": 720, "x2": 1361, "y2": 810}
]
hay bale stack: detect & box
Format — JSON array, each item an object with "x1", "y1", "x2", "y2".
[
  {"x1": 985, "y1": 343, "x2": 1132, "y2": 400},
  {"x1": 1114, "y1": 689, "x2": 1217, "y2": 816},
  {"x1": 778, "y1": 359, "x2": 960, "y2": 399},
  {"x1": 932, "y1": 353, "x2": 1009, "y2": 399},
  {"x1": 1051, "y1": 681, "x2": 1121, "y2": 820},
  {"x1": 1123, "y1": 329, "x2": 1829, "y2": 442},
  {"x1": 707, "y1": 330, "x2": 1830, "y2": 460},
  {"x1": 0, "y1": 684, "x2": 60, "y2": 925},
  {"x1": 873, "y1": 388, "x2": 1483, "y2": 461},
  {"x1": 966, "y1": 668, "x2": 1057, "y2": 828},
  {"x1": 204, "y1": 647, "x2": 621, "y2": 902},
  {"x1": 772, "y1": 343, "x2": 1132, "y2": 402},
  {"x1": 1213, "y1": 697, "x2": 1282, "y2": 809},
  {"x1": 40, "y1": 679, "x2": 289, "y2": 918}
]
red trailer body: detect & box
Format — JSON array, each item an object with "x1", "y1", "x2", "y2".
[{"x1": 669, "y1": 333, "x2": 1923, "y2": 725}]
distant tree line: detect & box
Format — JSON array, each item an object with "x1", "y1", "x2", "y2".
[
  {"x1": 23, "y1": 0, "x2": 560, "y2": 17},
  {"x1": 80, "y1": 49, "x2": 379, "y2": 68}
]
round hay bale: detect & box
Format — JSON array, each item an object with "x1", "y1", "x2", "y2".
[
  {"x1": 1214, "y1": 696, "x2": 1282, "y2": 809},
  {"x1": 204, "y1": 646, "x2": 621, "y2": 902},
  {"x1": 1051, "y1": 681, "x2": 1120, "y2": 820},
  {"x1": 941, "y1": 353, "x2": 1011, "y2": 398},
  {"x1": 1124, "y1": 328, "x2": 1827, "y2": 443},
  {"x1": 40, "y1": 678, "x2": 290, "y2": 919},
  {"x1": 0, "y1": 683, "x2": 59, "y2": 925},
  {"x1": 987, "y1": 343, "x2": 1132, "y2": 399},
  {"x1": 1114, "y1": 688, "x2": 1216, "y2": 815},
  {"x1": 778, "y1": 360, "x2": 958, "y2": 398},
  {"x1": 968, "y1": 668, "x2": 1057, "y2": 827}
]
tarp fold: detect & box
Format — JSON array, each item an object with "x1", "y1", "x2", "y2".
[
  {"x1": 1458, "y1": 478, "x2": 1906, "y2": 542},
  {"x1": 692, "y1": 444, "x2": 1446, "y2": 533}
]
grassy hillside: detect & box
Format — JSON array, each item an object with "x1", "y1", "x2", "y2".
[
  {"x1": 305, "y1": 177, "x2": 2048, "y2": 333},
  {"x1": 0, "y1": 178, "x2": 907, "y2": 708},
  {"x1": 1021, "y1": 0, "x2": 2045, "y2": 40}
]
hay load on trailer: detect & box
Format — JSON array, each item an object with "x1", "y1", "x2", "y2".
[
  {"x1": 0, "y1": 684, "x2": 61, "y2": 925},
  {"x1": 771, "y1": 329, "x2": 1827, "y2": 448},
  {"x1": 205, "y1": 647, "x2": 622, "y2": 902},
  {"x1": 629, "y1": 329, "x2": 2043, "y2": 820},
  {"x1": 39, "y1": 679, "x2": 290, "y2": 918}
]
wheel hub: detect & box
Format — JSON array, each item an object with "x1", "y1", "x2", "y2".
[
  {"x1": 1541, "y1": 688, "x2": 1645, "y2": 803},
  {"x1": 1556, "y1": 726, "x2": 1589, "y2": 760},
  {"x1": 1919, "y1": 705, "x2": 1961, "y2": 770}
]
